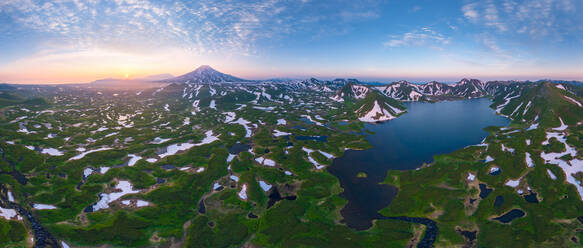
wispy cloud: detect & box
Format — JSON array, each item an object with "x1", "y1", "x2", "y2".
[
  {"x1": 461, "y1": 0, "x2": 582, "y2": 38},
  {"x1": 384, "y1": 27, "x2": 451, "y2": 48},
  {"x1": 0, "y1": 0, "x2": 295, "y2": 56}
]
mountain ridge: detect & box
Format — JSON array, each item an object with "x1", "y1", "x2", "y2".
[{"x1": 162, "y1": 65, "x2": 251, "y2": 84}]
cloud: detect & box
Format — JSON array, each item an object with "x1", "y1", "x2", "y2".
[
  {"x1": 462, "y1": 3, "x2": 479, "y2": 20},
  {"x1": 384, "y1": 27, "x2": 451, "y2": 48},
  {"x1": 461, "y1": 0, "x2": 582, "y2": 38},
  {"x1": 0, "y1": 0, "x2": 296, "y2": 56}
]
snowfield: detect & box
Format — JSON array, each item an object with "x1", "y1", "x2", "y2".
[{"x1": 358, "y1": 100, "x2": 396, "y2": 122}]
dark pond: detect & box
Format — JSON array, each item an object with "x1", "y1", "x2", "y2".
[
  {"x1": 299, "y1": 117, "x2": 316, "y2": 125},
  {"x1": 293, "y1": 125, "x2": 307, "y2": 131},
  {"x1": 479, "y1": 184, "x2": 493, "y2": 199},
  {"x1": 267, "y1": 187, "x2": 296, "y2": 208},
  {"x1": 228, "y1": 143, "x2": 251, "y2": 154},
  {"x1": 493, "y1": 209, "x2": 526, "y2": 223},
  {"x1": 494, "y1": 195, "x2": 504, "y2": 207},
  {"x1": 198, "y1": 199, "x2": 206, "y2": 214},
  {"x1": 294, "y1": 135, "x2": 328, "y2": 142},
  {"x1": 524, "y1": 192, "x2": 539, "y2": 203},
  {"x1": 328, "y1": 98, "x2": 509, "y2": 230},
  {"x1": 379, "y1": 216, "x2": 438, "y2": 248},
  {"x1": 457, "y1": 228, "x2": 477, "y2": 248}
]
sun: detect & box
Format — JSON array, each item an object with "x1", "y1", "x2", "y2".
[{"x1": 124, "y1": 74, "x2": 129, "y2": 79}]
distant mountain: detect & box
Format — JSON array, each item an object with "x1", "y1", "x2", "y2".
[
  {"x1": 331, "y1": 82, "x2": 370, "y2": 102},
  {"x1": 375, "y1": 80, "x2": 429, "y2": 101},
  {"x1": 355, "y1": 91, "x2": 406, "y2": 122},
  {"x1": 0, "y1": 83, "x2": 16, "y2": 90},
  {"x1": 374, "y1": 78, "x2": 502, "y2": 101},
  {"x1": 163, "y1": 65, "x2": 250, "y2": 84},
  {"x1": 88, "y1": 78, "x2": 167, "y2": 89},
  {"x1": 140, "y1": 73, "x2": 174, "y2": 81},
  {"x1": 331, "y1": 83, "x2": 405, "y2": 122}
]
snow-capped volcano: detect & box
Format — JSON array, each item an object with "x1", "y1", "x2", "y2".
[{"x1": 164, "y1": 65, "x2": 250, "y2": 84}]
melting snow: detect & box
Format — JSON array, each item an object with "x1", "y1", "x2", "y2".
[
  {"x1": 547, "y1": 169, "x2": 557, "y2": 180},
  {"x1": 229, "y1": 175, "x2": 240, "y2": 182},
  {"x1": 467, "y1": 173, "x2": 476, "y2": 181},
  {"x1": 152, "y1": 137, "x2": 171, "y2": 144},
  {"x1": 358, "y1": 100, "x2": 395, "y2": 122},
  {"x1": 540, "y1": 131, "x2": 583, "y2": 199},
  {"x1": 496, "y1": 93, "x2": 520, "y2": 114},
  {"x1": 564, "y1": 95, "x2": 582, "y2": 107},
  {"x1": 83, "y1": 168, "x2": 94, "y2": 179},
  {"x1": 273, "y1": 130, "x2": 291, "y2": 137},
  {"x1": 552, "y1": 117, "x2": 568, "y2": 131},
  {"x1": 0, "y1": 207, "x2": 21, "y2": 220},
  {"x1": 302, "y1": 147, "x2": 324, "y2": 169},
  {"x1": 231, "y1": 118, "x2": 253, "y2": 137},
  {"x1": 501, "y1": 144, "x2": 515, "y2": 153},
  {"x1": 69, "y1": 147, "x2": 112, "y2": 161},
  {"x1": 526, "y1": 123, "x2": 539, "y2": 131},
  {"x1": 525, "y1": 152, "x2": 534, "y2": 167},
  {"x1": 301, "y1": 115, "x2": 324, "y2": 126},
  {"x1": 259, "y1": 180, "x2": 272, "y2": 191},
  {"x1": 505, "y1": 179, "x2": 521, "y2": 188},
  {"x1": 91, "y1": 180, "x2": 139, "y2": 211},
  {"x1": 277, "y1": 119, "x2": 287, "y2": 125},
  {"x1": 255, "y1": 157, "x2": 276, "y2": 166},
  {"x1": 227, "y1": 154, "x2": 236, "y2": 162},
  {"x1": 238, "y1": 184, "x2": 248, "y2": 200},
  {"x1": 318, "y1": 150, "x2": 334, "y2": 159},
  {"x1": 127, "y1": 154, "x2": 142, "y2": 166},
  {"x1": 158, "y1": 131, "x2": 219, "y2": 158},
  {"x1": 33, "y1": 204, "x2": 57, "y2": 210},
  {"x1": 223, "y1": 112, "x2": 236, "y2": 123},
  {"x1": 41, "y1": 148, "x2": 64, "y2": 156},
  {"x1": 253, "y1": 106, "x2": 275, "y2": 111}
]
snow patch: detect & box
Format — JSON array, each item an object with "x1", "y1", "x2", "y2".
[
  {"x1": 238, "y1": 184, "x2": 248, "y2": 200},
  {"x1": 90, "y1": 180, "x2": 139, "y2": 211},
  {"x1": 158, "y1": 131, "x2": 219, "y2": 158},
  {"x1": 258, "y1": 180, "x2": 272, "y2": 191},
  {"x1": 33, "y1": 204, "x2": 57, "y2": 210}
]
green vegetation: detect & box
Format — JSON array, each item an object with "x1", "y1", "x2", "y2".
[
  {"x1": 0, "y1": 219, "x2": 27, "y2": 247},
  {"x1": 1, "y1": 80, "x2": 583, "y2": 247}
]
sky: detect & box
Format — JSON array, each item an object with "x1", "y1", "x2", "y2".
[{"x1": 0, "y1": 0, "x2": 582, "y2": 84}]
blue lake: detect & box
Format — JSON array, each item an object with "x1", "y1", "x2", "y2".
[{"x1": 328, "y1": 98, "x2": 510, "y2": 230}]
